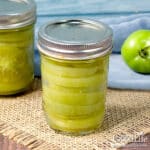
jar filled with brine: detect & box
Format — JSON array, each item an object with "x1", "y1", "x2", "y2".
[
  {"x1": 38, "y1": 19, "x2": 113, "y2": 135},
  {"x1": 0, "y1": 0, "x2": 36, "y2": 95}
]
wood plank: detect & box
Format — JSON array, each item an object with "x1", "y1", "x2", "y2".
[{"x1": 35, "y1": 0, "x2": 150, "y2": 16}]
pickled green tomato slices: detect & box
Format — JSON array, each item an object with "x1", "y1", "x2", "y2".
[
  {"x1": 42, "y1": 55, "x2": 109, "y2": 133},
  {"x1": 0, "y1": 25, "x2": 34, "y2": 95}
]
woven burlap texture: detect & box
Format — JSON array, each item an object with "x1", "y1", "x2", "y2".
[{"x1": 0, "y1": 78, "x2": 150, "y2": 150}]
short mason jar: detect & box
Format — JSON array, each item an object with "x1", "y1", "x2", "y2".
[
  {"x1": 0, "y1": 0, "x2": 36, "y2": 95},
  {"x1": 38, "y1": 19, "x2": 113, "y2": 135}
]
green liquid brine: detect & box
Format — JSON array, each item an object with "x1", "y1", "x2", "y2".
[
  {"x1": 38, "y1": 19, "x2": 113, "y2": 135},
  {"x1": 42, "y1": 55, "x2": 109, "y2": 134},
  {"x1": 0, "y1": 25, "x2": 34, "y2": 95}
]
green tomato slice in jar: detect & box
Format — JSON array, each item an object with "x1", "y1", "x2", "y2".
[
  {"x1": 38, "y1": 19, "x2": 112, "y2": 134},
  {"x1": 42, "y1": 56, "x2": 107, "y2": 78},
  {"x1": 44, "y1": 105, "x2": 105, "y2": 132},
  {"x1": 0, "y1": 25, "x2": 34, "y2": 95},
  {"x1": 0, "y1": 25, "x2": 33, "y2": 42},
  {"x1": 43, "y1": 100, "x2": 105, "y2": 117},
  {"x1": 42, "y1": 68, "x2": 106, "y2": 88},
  {"x1": 42, "y1": 84, "x2": 105, "y2": 105}
]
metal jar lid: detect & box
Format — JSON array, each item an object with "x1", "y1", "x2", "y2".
[
  {"x1": 0, "y1": 0, "x2": 36, "y2": 29},
  {"x1": 38, "y1": 19, "x2": 113, "y2": 60}
]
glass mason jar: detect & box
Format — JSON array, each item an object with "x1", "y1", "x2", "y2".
[
  {"x1": 0, "y1": 0, "x2": 36, "y2": 95},
  {"x1": 38, "y1": 19, "x2": 113, "y2": 135}
]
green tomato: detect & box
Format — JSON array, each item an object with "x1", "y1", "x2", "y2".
[{"x1": 121, "y1": 30, "x2": 150, "y2": 74}]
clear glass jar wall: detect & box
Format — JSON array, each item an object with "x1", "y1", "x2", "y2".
[
  {"x1": 0, "y1": 0, "x2": 36, "y2": 95},
  {"x1": 0, "y1": 25, "x2": 34, "y2": 95},
  {"x1": 41, "y1": 54, "x2": 109, "y2": 134},
  {"x1": 38, "y1": 19, "x2": 113, "y2": 135}
]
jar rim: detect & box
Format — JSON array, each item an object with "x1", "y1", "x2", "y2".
[
  {"x1": 38, "y1": 19, "x2": 113, "y2": 60},
  {"x1": 0, "y1": 0, "x2": 36, "y2": 29}
]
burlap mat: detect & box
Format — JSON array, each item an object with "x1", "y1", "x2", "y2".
[{"x1": 0, "y1": 78, "x2": 150, "y2": 150}]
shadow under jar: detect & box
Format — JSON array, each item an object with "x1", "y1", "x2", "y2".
[
  {"x1": 38, "y1": 19, "x2": 113, "y2": 135},
  {"x1": 0, "y1": 0, "x2": 36, "y2": 95}
]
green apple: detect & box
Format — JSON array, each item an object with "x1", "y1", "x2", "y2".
[{"x1": 121, "y1": 30, "x2": 150, "y2": 74}]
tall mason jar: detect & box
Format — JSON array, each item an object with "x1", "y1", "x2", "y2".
[
  {"x1": 38, "y1": 19, "x2": 113, "y2": 135},
  {"x1": 0, "y1": 0, "x2": 36, "y2": 95}
]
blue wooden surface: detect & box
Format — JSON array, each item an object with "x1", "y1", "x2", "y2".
[
  {"x1": 34, "y1": 0, "x2": 150, "y2": 90},
  {"x1": 35, "y1": 0, "x2": 150, "y2": 16},
  {"x1": 34, "y1": 0, "x2": 150, "y2": 53}
]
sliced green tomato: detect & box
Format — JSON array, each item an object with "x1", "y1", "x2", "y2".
[
  {"x1": 43, "y1": 54, "x2": 107, "y2": 67},
  {"x1": 0, "y1": 38, "x2": 33, "y2": 48},
  {"x1": 0, "y1": 65, "x2": 33, "y2": 84},
  {"x1": 0, "y1": 46, "x2": 32, "y2": 58},
  {"x1": 42, "y1": 70, "x2": 106, "y2": 88},
  {"x1": 43, "y1": 98, "x2": 105, "y2": 117},
  {"x1": 0, "y1": 66, "x2": 33, "y2": 83},
  {"x1": 0, "y1": 76, "x2": 33, "y2": 95},
  {"x1": 0, "y1": 48, "x2": 34, "y2": 94},
  {"x1": 44, "y1": 108, "x2": 105, "y2": 132},
  {"x1": 0, "y1": 56, "x2": 33, "y2": 94},
  {"x1": 0, "y1": 25, "x2": 33, "y2": 43},
  {"x1": 42, "y1": 56, "x2": 106, "y2": 78},
  {"x1": 0, "y1": 50, "x2": 33, "y2": 82},
  {"x1": 0, "y1": 25, "x2": 34, "y2": 95},
  {"x1": 42, "y1": 84, "x2": 105, "y2": 105}
]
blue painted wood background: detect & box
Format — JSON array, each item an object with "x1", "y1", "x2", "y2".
[
  {"x1": 34, "y1": 0, "x2": 150, "y2": 90},
  {"x1": 35, "y1": 0, "x2": 150, "y2": 53},
  {"x1": 36, "y1": 0, "x2": 150, "y2": 16}
]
